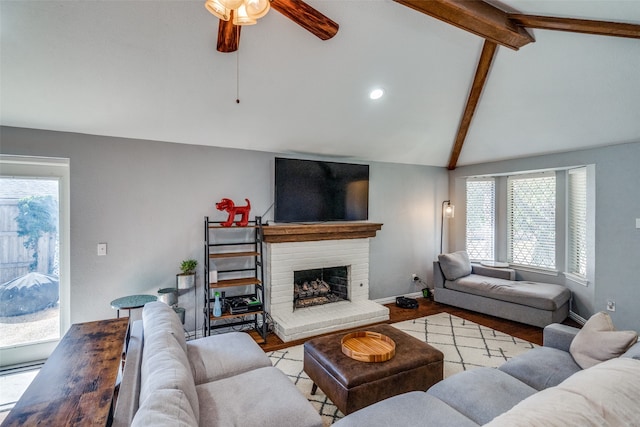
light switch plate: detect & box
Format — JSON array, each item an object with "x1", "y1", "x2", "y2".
[
  {"x1": 97, "y1": 243, "x2": 107, "y2": 256},
  {"x1": 636, "y1": 218, "x2": 640, "y2": 229}
]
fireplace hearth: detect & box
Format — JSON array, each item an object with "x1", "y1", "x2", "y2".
[{"x1": 293, "y1": 266, "x2": 348, "y2": 309}]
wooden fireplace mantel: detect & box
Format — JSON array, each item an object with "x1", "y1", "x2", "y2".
[{"x1": 262, "y1": 222, "x2": 383, "y2": 243}]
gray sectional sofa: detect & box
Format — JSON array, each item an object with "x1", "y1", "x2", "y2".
[
  {"x1": 113, "y1": 301, "x2": 322, "y2": 427},
  {"x1": 433, "y1": 251, "x2": 571, "y2": 327},
  {"x1": 335, "y1": 315, "x2": 640, "y2": 426},
  {"x1": 113, "y1": 300, "x2": 639, "y2": 426}
]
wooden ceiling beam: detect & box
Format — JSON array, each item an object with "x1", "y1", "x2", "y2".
[
  {"x1": 509, "y1": 14, "x2": 640, "y2": 39},
  {"x1": 394, "y1": 0, "x2": 534, "y2": 50},
  {"x1": 448, "y1": 40, "x2": 498, "y2": 170}
]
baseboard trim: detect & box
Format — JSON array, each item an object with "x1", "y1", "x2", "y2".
[
  {"x1": 569, "y1": 311, "x2": 587, "y2": 325},
  {"x1": 374, "y1": 292, "x2": 423, "y2": 305}
]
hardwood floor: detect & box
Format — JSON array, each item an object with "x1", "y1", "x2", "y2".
[{"x1": 256, "y1": 297, "x2": 581, "y2": 352}]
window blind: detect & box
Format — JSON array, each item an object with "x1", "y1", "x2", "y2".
[
  {"x1": 466, "y1": 179, "x2": 495, "y2": 261},
  {"x1": 568, "y1": 167, "x2": 587, "y2": 277},
  {"x1": 507, "y1": 173, "x2": 556, "y2": 269}
]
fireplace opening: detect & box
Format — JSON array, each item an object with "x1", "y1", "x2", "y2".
[{"x1": 293, "y1": 266, "x2": 349, "y2": 310}]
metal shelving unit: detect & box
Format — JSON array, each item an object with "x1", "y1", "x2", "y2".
[{"x1": 203, "y1": 216, "x2": 267, "y2": 343}]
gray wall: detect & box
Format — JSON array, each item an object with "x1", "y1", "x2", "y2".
[
  {"x1": 448, "y1": 141, "x2": 640, "y2": 332},
  {"x1": 0, "y1": 126, "x2": 447, "y2": 333}
]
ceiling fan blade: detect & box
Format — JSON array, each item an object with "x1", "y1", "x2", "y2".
[
  {"x1": 217, "y1": 15, "x2": 241, "y2": 53},
  {"x1": 270, "y1": 0, "x2": 339, "y2": 41}
]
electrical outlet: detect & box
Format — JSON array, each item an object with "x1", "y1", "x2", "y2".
[{"x1": 607, "y1": 300, "x2": 616, "y2": 312}]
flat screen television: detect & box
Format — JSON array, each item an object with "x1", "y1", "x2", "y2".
[{"x1": 274, "y1": 158, "x2": 369, "y2": 223}]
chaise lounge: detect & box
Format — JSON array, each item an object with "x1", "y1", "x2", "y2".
[{"x1": 433, "y1": 251, "x2": 571, "y2": 327}]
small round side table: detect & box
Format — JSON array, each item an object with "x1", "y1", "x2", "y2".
[{"x1": 110, "y1": 294, "x2": 157, "y2": 318}]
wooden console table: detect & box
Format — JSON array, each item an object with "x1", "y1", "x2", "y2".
[{"x1": 2, "y1": 317, "x2": 129, "y2": 427}]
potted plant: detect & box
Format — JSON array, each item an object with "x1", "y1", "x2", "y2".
[{"x1": 177, "y1": 259, "x2": 197, "y2": 289}]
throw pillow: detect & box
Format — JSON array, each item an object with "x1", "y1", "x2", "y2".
[
  {"x1": 438, "y1": 251, "x2": 472, "y2": 281},
  {"x1": 569, "y1": 311, "x2": 638, "y2": 369}
]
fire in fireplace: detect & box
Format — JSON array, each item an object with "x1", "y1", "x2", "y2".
[{"x1": 293, "y1": 266, "x2": 349, "y2": 309}]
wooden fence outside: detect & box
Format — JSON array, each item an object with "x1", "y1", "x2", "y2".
[{"x1": 0, "y1": 199, "x2": 56, "y2": 284}]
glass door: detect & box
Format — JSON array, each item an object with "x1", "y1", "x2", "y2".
[{"x1": 0, "y1": 156, "x2": 70, "y2": 369}]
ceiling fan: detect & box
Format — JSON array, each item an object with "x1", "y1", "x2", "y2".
[{"x1": 205, "y1": 0, "x2": 339, "y2": 53}]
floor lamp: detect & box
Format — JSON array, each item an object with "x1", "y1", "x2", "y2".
[{"x1": 440, "y1": 200, "x2": 455, "y2": 254}]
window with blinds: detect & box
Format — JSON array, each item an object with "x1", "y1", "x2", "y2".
[
  {"x1": 568, "y1": 167, "x2": 587, "y2": 278},
  {"x1": 466, "y1": 179, "x2": 495, "y2": 261},
  {"x1": 507, "y1": 173, "x2": 556, "y2": 269}
]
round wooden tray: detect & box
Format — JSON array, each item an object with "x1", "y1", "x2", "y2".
[{"x1": 341, "y1": 331, "x2": 396, "y2": 362}]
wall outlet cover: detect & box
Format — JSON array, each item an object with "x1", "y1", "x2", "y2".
[{"x1": 97, "y1": 243, "x2": 107, "y2": 256}]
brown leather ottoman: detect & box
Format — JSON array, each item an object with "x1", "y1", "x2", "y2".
[{"x1": 303, "y1": 323, "x2": 444, "y2": 415}]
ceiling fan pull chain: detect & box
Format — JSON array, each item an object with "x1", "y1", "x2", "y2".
[{"x1": 236, "y1": 28, "x2": 241, "y2": 104}]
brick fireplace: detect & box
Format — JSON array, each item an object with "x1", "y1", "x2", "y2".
[{"x1": 263, "y1": 223, "x2": 389, "y2": 342}]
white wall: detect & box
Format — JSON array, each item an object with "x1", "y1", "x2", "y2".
[{"x1": 0, "y1": 126, "x2": 448, "y2": 333}]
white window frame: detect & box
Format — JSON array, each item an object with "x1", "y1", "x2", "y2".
[{"x1": 0, "y1": 155, "x2": 70, "y2": 368}]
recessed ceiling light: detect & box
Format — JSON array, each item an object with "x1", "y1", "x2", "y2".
[{"x1": 369, "y1": 88, "x2": 384, "y2": 100}]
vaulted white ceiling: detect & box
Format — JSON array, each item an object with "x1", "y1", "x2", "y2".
[{"x1": 1, "y1": 0, "x2": 639, "y2": 167}]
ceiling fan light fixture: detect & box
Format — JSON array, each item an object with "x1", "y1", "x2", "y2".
[
  {"x1": 218, "y1": 0, "x2": 244, "y2": 10},
  {"x1": 205, "y1": 0, "x2": 230, "y2": 21},
  {"x1": 245, "y1": 0, "x2": 270, "y2": 20},
  {"x1": 233, "y1": 4, "x2": 257, "y2": 25}
]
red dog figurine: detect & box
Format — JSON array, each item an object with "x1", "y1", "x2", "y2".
[{"x1": 215, "y1": 198, "x2": 251, "y2": 227}]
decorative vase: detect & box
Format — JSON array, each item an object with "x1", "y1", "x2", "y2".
[{"x1": 213, "y1": 292, "x2": 222, "y2": 317}]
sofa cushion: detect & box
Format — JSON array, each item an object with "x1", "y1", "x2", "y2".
[
  {"x1": 132, "y1": 389, "x2": 198, "y2": 427},
  {"x1": 186, "y1": 332, "x2": 272, "y2": 385},
  {"x1": 498, "y1": 347, "x2": 581, "y2": 390},
  {"x1": 445, "y1": 275, "x2": 570, "y2": 311},
  {"x1": 332, "y1": 391, "x2": 479, "y2": 427},
  {"x1": 486, "y1": 357, "x2": 640, "y2": 426},
  {"x1": 426, "y1": 367, "x2": 536, "y2": 425},
  {"x1": 196, "y1": 366, "x2": 322, "y2": 427},
  {"x1": 622, "y1": 342, "x2": 640, "y2": 359},
  {"x1": 542, "y1": 323, "x2": 580, "y2": 352},
  {"x1": 143, "y1": 301, "x2": 187, "y2": 353},
  {"x1": 569, "y1": 311, "x2": 638, "y2": 369},
  {"x1": 438, "y1": 251, "x2": 472, "y2": 281},
  {"x1": 140, "y1": 330, "x2": 199, "y2": 423}
]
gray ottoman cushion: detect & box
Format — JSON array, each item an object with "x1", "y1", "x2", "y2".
[
  {"x1": 332, "y1": 391, "x2": 478, "y2": 427},
  {"x1": 499, "y1": 347, "x2": 582, "y2": 390},
  {"x1": 196, "y1": 366, "x2": 322, "y2": 427},
  {"x1": 427, "y1": 368, "x2": 536, "y2": 425}
]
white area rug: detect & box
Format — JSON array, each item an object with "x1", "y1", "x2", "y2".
[{"x1": 268, "y1": 312, "x2": 537, "y2": 426}]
